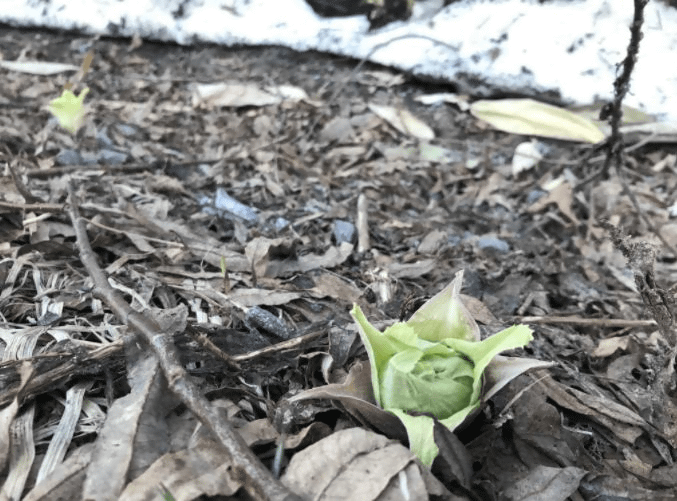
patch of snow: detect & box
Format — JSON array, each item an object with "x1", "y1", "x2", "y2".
[{"x1": 2, "y1": 0, "x2": 677, "y2": 121}]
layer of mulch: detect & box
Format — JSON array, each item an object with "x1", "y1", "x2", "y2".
[{"x1": 2, "y1": 24, "x2": 677, "y2": 501}]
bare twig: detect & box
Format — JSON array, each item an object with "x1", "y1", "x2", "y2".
[
  {"x1": 592, "y1": 1, "x2": 677, "y2": 256},
  {"x1": 600, "y1": 0, "x2": 648, "y2": 176},
  {"x1": 589, "y1": 0, "x2": 677, "y2": 255},
  {"x1": 232, "y1": 327, "x2": 327, "y2": 363},
  {"x1": 0, "y1": 201, "x2": 65, "y2": 213},
  {"x1": 25, "y1": 158, "x2": 222, "y2": 179},
  {"x1": 356, "y1": 192, "x2": 370, "y2": 253},
  {"x1": 515, "y1": 315, "x2": 656, "y2": 329},
  {"x1": 66, "y1": 183, "x2": 301, "y2": 501},
  {"x1": 185, "y1": 324, "x2": 241, "y2": 371}
]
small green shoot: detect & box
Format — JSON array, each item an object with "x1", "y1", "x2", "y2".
[
  {"x1": 48, "y1": 88, "x2": 89, "y2": 134},
  {"x1": 351, "y1": 273, "x2": 534, "y2": 466},
  {"x1": 47, "y1": 49, "x2": 94, "y2": 134}
]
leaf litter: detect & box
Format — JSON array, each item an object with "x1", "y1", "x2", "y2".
[{"x1": 1, "y1": 23, "x2": 677, "y2": 501}]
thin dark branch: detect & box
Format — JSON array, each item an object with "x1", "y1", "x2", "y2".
[
  {"x1": 66, "y1": 183, "x2": 301, "y2": 501},
  {"x1": 600, "y1": 0, "x2": 649, "y2": 175},
  {"x1": 595, "y1": 0, "x2": 677, "y2": 258},
  {"x1": 185, "y1": 324, "x2": 242, "y2": 371},
  {"x1": 232, "y1": 326, "x2": 327, "y2": 362},
  {"x1": 0, "y1": 201, "x2": 65, "y2": 213}
]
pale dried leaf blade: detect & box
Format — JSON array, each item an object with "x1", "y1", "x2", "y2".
[
  {"x1": 0, "y1": 362, "x2": 32, "y2": 471},
  {"x1": 592, "y1": 336, "x2": 631, "y2": 357},
  {"x1": 470, "y1": 98, "x2": 605, "y2": 143},
  {"x1": 227, "y1": 288, "x2": 303, "y2": 307},
  {"x1": 571, "y1": 102, "x2": 654, "y2": 125},
  {"x1": 0, "y1": 398, "x2": 20, "y2": 472},
  {"x1": 192, "y1": 82, "x2": 308, "y2": 109},
  {"x1": 236, "y1": 419, "x2": 279, "y2": 448},
  {"x1": 37, "y1": 380, "x2": 93, "y2": 484},
  {"x1": 0, "y1": 60, "x2": 79, "y2": 75},
  {"x1": 527, "y1": 180, "x2": 579, "y2": 224},
  {"x1": 23, "y1": 443, "x2": 94, "y2": 501},
  {"x1": 263, "y1": 84, "x2": 308, "y2": 101},
  {"x1": 512, "y1": 140, "x2": 543, "y2": 175},
  {"x1": 192, "y1": 82, "x2": 279, "y2": 108},
  {"x1": 619, "y1": 121, "x2": 677, "y2": 142},
  {"x1": 415, "y1": 92, "x2": 470, "y2": 111},
  {"x1": 2, "y1": 328, "x2": 49, "y2": 500},
  {"x1": 82, "y1": 354, "x2": 162, "y2": 501},
  {"x1": 368, "y1": 103, "x2": 435, "y2": 140},
  {"x1": 307, "y1": 272, "x2": 362, "y2": 303}
]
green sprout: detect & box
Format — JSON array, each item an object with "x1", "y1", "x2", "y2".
[
  {"x1": 158, "y1": 483, "x2": 175, "y2": 501},
  {"x1": 48, "y1": 87, "x2": 89, "y2": 134},
  {"x1": 351, "y1": 277, "x2": 533, "y2": 467}
]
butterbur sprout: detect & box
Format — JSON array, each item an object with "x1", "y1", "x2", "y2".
[{"x1": 351, "y1": 271, "x2": 534, "y2": 466}]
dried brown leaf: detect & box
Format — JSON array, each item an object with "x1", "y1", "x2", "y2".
[
  {"x1": 592, "y1": 335, "x2": 631, "y2": 358},
  {"x1": 369, "y1": 103, "x2": 435, "y2": 140},
  {"x1": 527, "y1": 180, "x2": 579, "y2": 224},
  {"x1": 502, "y1": 465, "x2": 586, "y2": 501},
  {"x1": 118, "y1": 435, "x2": 241, "y2": 501},
  {"x1": 282, "y1": 427, "x2": 429, "y2": 501}
]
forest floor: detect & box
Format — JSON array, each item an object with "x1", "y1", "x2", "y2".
[{"x1": 1, "y1": 24, "x2": 677, "y2": 501}]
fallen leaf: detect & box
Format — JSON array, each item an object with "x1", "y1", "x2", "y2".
[
  {"x1": 0, "y1": 60, "x2": 79, "y2": 75},
  {"x1": 369, "y1": 103, "x2": 435, "y2": 140},
  {"x1": 592, "y1": 336, "x2": 631, "y2": 358},
  {"x1": 192, "y1": 82, "x2": 308, "y2": 108},
  {"x1": 512, "y1": 140, "x2": 545, "y2": 176},
  {"x1": 282, "y1": 428, "x2": 430, "y2": 501},
  {"x1": 470, "y1": 98, "x2": 605, "y2": 143},
  {"x1": 415, "y1": 92, "x2": 470, "y2": 111},
  {"x1": 0, "y1": 362, "x2": 32, "y2": 472},
  {"x1": 527, "y1": 180, "x2": 579, "y2": 224},
  {"x1": 503, "y1": 465, "x2": 586, "y2": 501}
]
